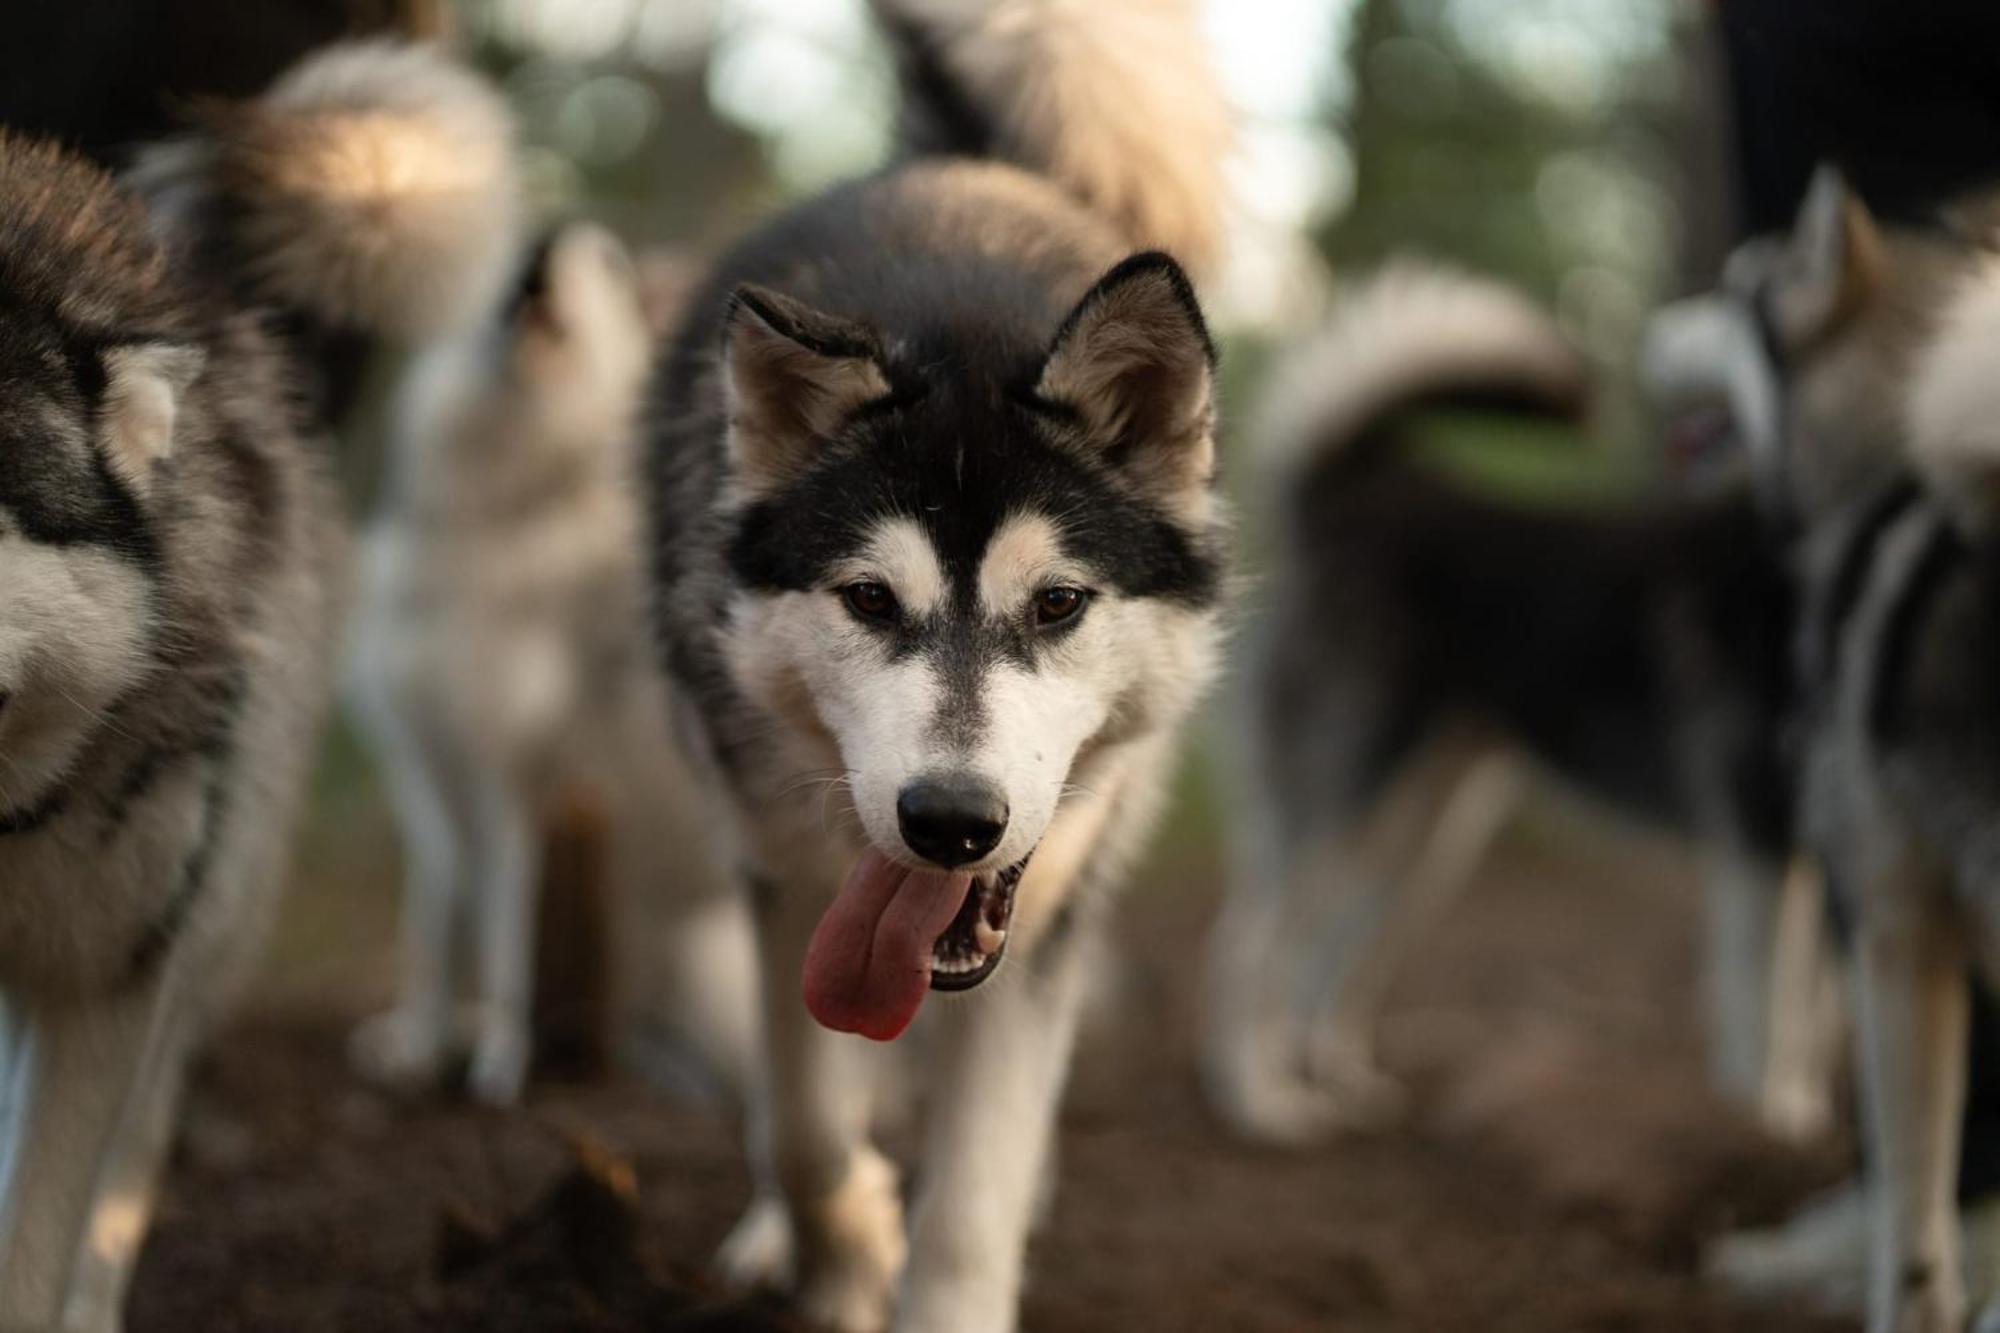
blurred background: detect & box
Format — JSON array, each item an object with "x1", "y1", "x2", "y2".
[
  {"x1": 270, "y1": 0, "x2": 1718, "y2": 1026},
  {"x1": 471, "y1": 0, "x2": 1698, "y2": 480},
  {"x1": 252, "y1": 0, "x2": 1722, "y2": 1025},
  {"x1": 11, "y1": 2, "x2": 1875, "y2": 1330}
]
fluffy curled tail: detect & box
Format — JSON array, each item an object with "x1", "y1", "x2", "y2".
[
  {"x1": 870, "y1": 0, "x2": 1231, "y2": 279},
  {"x1": 1253, "y1": 263, "x2": 1588, "y2": 499},
  {"x1": 1906, "y1": 256, "x2": 2000, "y2": 533},
  {"x1": 133, "y1": 40, "x2": 521, "y2": 344}
]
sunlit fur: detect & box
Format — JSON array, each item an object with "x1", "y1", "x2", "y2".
[
  {"x1": 1906, "y1": 255, "x2": 2000, "y2": 531},
  {"x1": 871, "y1": 0, "x2": 1230, "y2": 279},
  {"x1": 130, "y1": 40, "x2": 521, "y2": 342}
]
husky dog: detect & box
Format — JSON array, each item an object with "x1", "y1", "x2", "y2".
[
  {"x1": 346, "y1": 222, "x2": 758, "y2": 1106},
  {"x1": 1801, "y1": 245, "x2": 2000, "y2": 1333},
  {"x1": 1200, "y1": 265, "x2": 1838, "y2": 1149},
  {"x1": 1667, "y1": 171, "x2": 2000, "y2": 1333},
  {"x1": 0, "y1": 43, "x2": 517, "y2": 1332},
  {"x1": 1644, "y1": 169, "x2": 1981, "y2": 533},
  {"x1": 641, "y1": 1, "x2": 1230, "y2": 1328},
  {"x1": 1647, "y1": 170, "x2": 2000, "y2": 1326}
]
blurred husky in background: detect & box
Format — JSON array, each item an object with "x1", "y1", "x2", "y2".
[
  {"x1": 641, "y1": 0, "x2": 1232, "y2": 1328},
  {"x1": 345, "y1": 222, "x2": 759, "y2": 1107},
  {"x1": 1800, "y1": 233, "x2": 2000, "y2": 1333},
  {"x1": 0, "y1": 41, "x2": 515, "y2": 1333},
  {"x1": 1202, "y1": 264, "x2": 1832, "y2": 1149},
  {"x1": 1657, "y1": 166, "x2": 2000, "y2": 1333}
]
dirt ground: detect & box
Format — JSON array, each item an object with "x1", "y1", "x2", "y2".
[{"x1": 129, "y1": 777, "x2": 1860, "y2": 1332}]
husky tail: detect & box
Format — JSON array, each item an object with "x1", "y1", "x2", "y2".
[
  {"x1": 132, "y1": 40, "x2": 521, "y2": 355},
  {"x1": 1905, "y1": 256, "x2": 2000, "y2": 533},
  {"x1": 869, "y1": 0, "x2": 1231, "y2": 279},
  {"x1": 1255, "y1": 263, "x2": 1588, "y2": 509}
]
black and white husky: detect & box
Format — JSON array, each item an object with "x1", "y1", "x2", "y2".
[
  {"x1": 641, "y1": 1, "x2": 1230, "y2": 1328},
  {"x1": 0, "y1": 43, "x2": 516, "y2": 1331},
  {"x1": 346, "y1": 222, "x2": 758, "y2": 1106},
  {"x1": 1712, "y1": 174, "x2": 2000, "y2": 1333},
  {"x1": 1201, "y1": 265, "x2": 1838, "y2": 1148}
]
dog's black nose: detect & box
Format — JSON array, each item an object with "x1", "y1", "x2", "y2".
[{"x1": 897, "y1": 776, "x2": 1008, "y2": 868}]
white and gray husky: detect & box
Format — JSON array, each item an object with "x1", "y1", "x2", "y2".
[
  {"x1": 0, "y1": 41, "x2": 517, "y2": 1333},
  {"x1": 1679, "y1": 169, "x2": 2000, "y2": 1333},
  {"x1": 1644, "y1": 165, "x2": 2000, "y2": 1331},
  {"x1": 345, "y1": 221, "x2": 758, "y2": 1106},
  {"x1": 1202, "y1": 264, "x2": 1838, "y2": 1149},
  {"x1": 641, "y1": 0, "x2": 1231, "y2": 1329}
]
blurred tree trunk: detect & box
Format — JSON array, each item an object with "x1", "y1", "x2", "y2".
[
  {"x1": 532, "y1": 789, "x2": 616, "y2": 1083},
  {"x1": 1669, "y1": 7, "x2": 1737, "y2": 292}
]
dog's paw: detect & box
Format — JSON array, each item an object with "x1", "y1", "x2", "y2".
[
  {"x1": 1704, "y1": 1183, "x2": 1865, "y2": 1315},
  {"x1": 1871, "y1": 1292, "x2": 1966, "y2": 1333},
  {"x1": 1209, "y1": 1067, "x2": 1346, "y2": 1148},
  {"x1": 715, "y1": 1192, "x2": 795, "y2": 1292},
  {"x1": 794, "y1": 1149, "x2": 907, "y2": 1333},
  {"x1": 465, "y1": 1017, "x2": 531, "y2": 1106},
  {"x1": 1208, "y1": 1036, "x2": 1410, "y2": 1146},
  {"x1": 1306, "y1": 1034, "x2": 1411, "y2": 1131},
  {"x1": 895, "y1": 1274, "x2": 1015, "y2": 1333},
  {"x1": 348, "y1": 1009, "x2": 448, "y2": 1091}
]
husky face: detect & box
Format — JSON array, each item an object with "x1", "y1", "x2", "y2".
[
  {"x1": 0, "y1": 334, "x2": 185, "y2": 815},
  {"x1": 506, "y1": 222, "x2": 652, "y2": 432},
  {"x1": 1644, "y1": 165, "x2": 1919, "y2": 519},
  {"x1": 1642, "y1": 243, "x2": 1786, "y2": 486},
  {"x1": 716, "y1": 253, "x2": 1223, "y2": 947}
]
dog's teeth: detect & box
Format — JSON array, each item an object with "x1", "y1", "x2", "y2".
[{"x1": 974, "y1": 917, "x2": 1006, "y2": 955}]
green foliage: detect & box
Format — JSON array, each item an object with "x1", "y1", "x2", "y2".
[{"x1": 1320, "y1": 0, "x2": 1687, "y2": 493}]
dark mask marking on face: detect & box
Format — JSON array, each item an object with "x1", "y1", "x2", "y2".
[{"x1": 727, "y1": 381, "x2": 1218, "y2": 607}]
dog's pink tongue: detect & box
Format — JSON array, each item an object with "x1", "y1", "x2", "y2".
[{"x1": 803, "y1": 849, "x2": 972, "y2": 1041}]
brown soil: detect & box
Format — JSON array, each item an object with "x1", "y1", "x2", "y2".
[{"x1": 130, "y1": 789, "x2": 1859, "y2": 1332}]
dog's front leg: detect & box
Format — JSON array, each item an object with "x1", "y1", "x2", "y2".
[
  {"x1": 1758, "y1": 856, "x2": 1843, "y2": 1142},
  {"x1": 897, "y1": 927, "x2": 1091, "y2": 1333},
  {"x1": 0, "y1": 972, "x2": 179, "y2": 1333},
  {"x1": 724, "y1": 875, "x2": 902, "y2": 1333},
  {"x1": 1854, "y1": 884, "x2": 1969, "y2": 1333}
]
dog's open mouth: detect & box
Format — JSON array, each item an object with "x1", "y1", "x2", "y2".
[
  {"x1": 928, "y1": 855, "x2": 1029, "y2": 992},
  {"x1": 802, "y1": 847, "x2": 1036, "y2": 1041}
]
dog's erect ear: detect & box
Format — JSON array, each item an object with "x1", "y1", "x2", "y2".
[
  {"x1": 1771, "y1": 164, "x2": 1884, "y2": 345},
  {"x1": 1037, "y1": 253, "x2": 1216, "y2": 504},
  {"x1": 723, "y1": 285, "x2": 889, "y2": 494},
  {"x1": 99, "y1": 341, "x2": 204, "y2": 492}
]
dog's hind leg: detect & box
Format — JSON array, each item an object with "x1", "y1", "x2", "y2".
[
  {"x1": 897, "y1": 920, "x2": 1092, "y2": 1333},
  {"x1": 1701, "y1": 843, "x2": 1783, "y2": 1112},
  {"x1": 1304, "y1": 737, "x2": 1523, "y2": 1088},
  {"x1": 1757, "y1": 856, "x2": 1845, "y2": 1142},
  {"x1": 349, "y1": 718, "x2": 468, "y2": 1093},
  {"x1": 61, "y1": 977, "x2": 203, "y2": 1333},
  {"x1": 0, "y1": 972, "x2": 181, "y2": 1333},
  {"x1": 1202, "y1": 786, "x2": 1346, "y2": 1145},
  {"x1": 1700, "y1": 841, "x2": 1843, "y2": 1143},
  {"x1": 1204, "y1": 730, "x2": 1518, "y2": 1145},
  {"x1": 1853, "y1": 861, "x2": 1969, "y2": 1333},
  {"x1": 461, "y1": 771, "x2": 543, "y2": 1106}
]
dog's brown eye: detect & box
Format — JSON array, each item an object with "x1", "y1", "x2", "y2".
[
  {"x1": 1033, "y1": 586, "x2": 1087, "y2": 627},
  {"x1": 842, "y1": 581, "x2": 899, "y2": 624}
]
